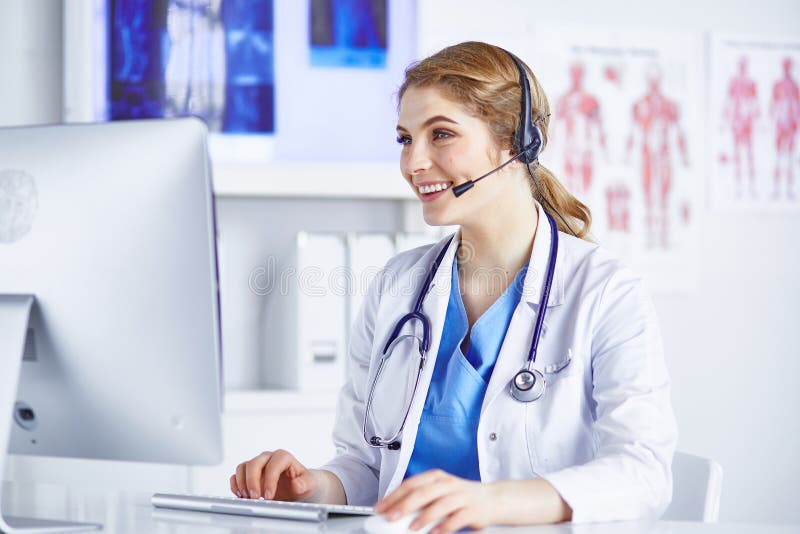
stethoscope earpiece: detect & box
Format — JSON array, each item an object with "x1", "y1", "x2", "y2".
[{"x1": 509, "y1": 368, "x2": 546, "y2": 402}]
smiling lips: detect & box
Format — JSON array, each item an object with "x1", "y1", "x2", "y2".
[{"x1": 416, "y1": 181, "x2": 453, "y2": 195}]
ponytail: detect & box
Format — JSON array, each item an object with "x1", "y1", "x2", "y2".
[{"x1": 530, "y1": 163, "x2": 592, "y2": 240}]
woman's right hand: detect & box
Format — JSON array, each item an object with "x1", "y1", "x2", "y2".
[{"x1": 230, "y1": 449, "x2": 318, "y2": 501}]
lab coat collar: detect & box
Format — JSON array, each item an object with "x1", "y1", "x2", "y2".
[
  {"x1": 431, "y1": 230, "x2": 460, "y2": 293},
  {"x1": 520, "y1": 201, "x2": 565, "y2": 308}
]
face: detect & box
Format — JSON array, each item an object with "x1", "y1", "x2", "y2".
[{"x1": 397, "y1": 85, "x2": 516, "y2": 227}]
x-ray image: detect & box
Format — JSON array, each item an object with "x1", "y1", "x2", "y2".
[
  {"x1": 109, "y1": 0, "x2": 170, "y2": 120},
  {"x1": 109, "y1": 0, "x2": 275, "y2": 133},
  {"x1": 310, "y1": 0, "x2": 387, "y2": 68},
  {"x1": 222, "y1": 0, "x2": 275, "y2": 132}
]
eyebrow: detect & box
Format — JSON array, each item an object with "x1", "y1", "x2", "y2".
[{"x1": 396, "y1": 115, "x2": 459, "y2": 132}]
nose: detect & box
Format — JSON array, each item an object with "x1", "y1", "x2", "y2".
[{"x1": 401, "y1": 139, "x2": 432, "y2": 177}]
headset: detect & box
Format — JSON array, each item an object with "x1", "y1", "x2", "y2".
[
  {"x1": 451, "y1": 49, "x2": 578, "y2": 237},
  {"x1": 450, "y1": 49, "x2": 541, "y2": 199}
]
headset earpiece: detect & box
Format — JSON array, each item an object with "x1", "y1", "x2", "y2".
[{"x1": 506, "y1": 52, "x2": 542, "y2": 164}]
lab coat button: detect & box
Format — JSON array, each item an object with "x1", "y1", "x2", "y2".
[{"x1": 489, "y1": 432, "x2": 497, "y2": 441}]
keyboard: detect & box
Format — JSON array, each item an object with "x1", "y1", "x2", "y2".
[{"x1": 151, "y1": 493, "x2": 375, "y2": 522}]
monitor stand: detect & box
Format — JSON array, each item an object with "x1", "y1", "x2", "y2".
[{"x1": 0, "y1": 295, "x2": 101, "y2": 533}]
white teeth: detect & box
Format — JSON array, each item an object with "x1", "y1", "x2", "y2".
[{"x1": 418, "y1": 183, "x2": 450, "y2": 194}]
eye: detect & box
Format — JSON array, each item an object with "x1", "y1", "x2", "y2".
[
  {"x1": 433, "y1": 130, "x2": 453, "y2": 141},
  {"x1": 396, "y1": 135, "x2": 411, "y2": 145}
]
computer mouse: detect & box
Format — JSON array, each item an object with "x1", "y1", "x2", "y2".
[{"x1": 362, "y1": 511, "x2": 437, "y2": 534}]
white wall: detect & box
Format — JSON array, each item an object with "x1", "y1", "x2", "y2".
[
  {"x1": 415, "y1": 0, "x2": 800, "y2": 525},
  {"x1": 2, "y1": 0, "x2": 799, "y2": 525},
  {"x1": 0, "y1": 0, "x2": 62, "y2": 127}
]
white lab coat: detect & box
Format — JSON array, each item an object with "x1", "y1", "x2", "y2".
[{"x1": 320, "y1": 202, "x2": 678, "y2": 523}]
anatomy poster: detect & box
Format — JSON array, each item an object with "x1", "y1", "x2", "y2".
[
  {"x1": 710, "y1": 34, "x2": 800, "y2": 211},
  {"x1": 530, "y1": 26, "x2": 702, "y2": 293}
]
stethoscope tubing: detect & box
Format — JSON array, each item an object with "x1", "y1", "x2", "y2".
[
  {"x1": 364, "y1": 212, "x2": 559, "y2": 447},
  {"x1": 525, "y1": 211, "x2": 559, "y2": 370}
]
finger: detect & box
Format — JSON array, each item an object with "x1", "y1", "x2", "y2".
[
  {"x1": 386, "y1": 478, "x2": 455, "y2": 521},
  {"x1": 410, "y1": 494, "x2": 463, "y2": 531},
  {"x1": 431, "y1": 508, "x2": 478, "y2": 534},
  {"x1": 229, "y1": 474, "x2": 240, "y2": 498},
  {"x1": 290, "y1": 469, "x2": 316, "y2": 498},
  {"x1": 244, "y1": 452, "x2": 274, "y2": 499},
  {"x1": 375, "y1": 480, "x2": 416, "y2": 513},
  {"x1": 260, "y1": 463, "x2": 313, "y2": 501},
  {"x1": 261, "y1": 449, "x2": 305, "y2": 500},
  {"x1": 378, "y1": 469, "x2": 450, "y2": 506},
  {"x1": 235, "y1": 462, "x2": 248, "y2": 498},
  {"x1": 376, "y1": 470, "x2": 449, "y2": 513}
]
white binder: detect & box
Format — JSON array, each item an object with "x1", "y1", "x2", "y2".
[
  {"x1": 346, "y1": 233, "x2": 397, "y2": 353},
  {"x1": 261, "y1": 232, "x2": 348, "y2": 391}
]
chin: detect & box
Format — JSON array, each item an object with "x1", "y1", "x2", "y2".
[{"x1": 421, "y1": 206, "x2": 457, "y2": 228}]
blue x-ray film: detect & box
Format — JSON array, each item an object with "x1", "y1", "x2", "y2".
[
  {"x1": 310, "y1": 0, "x2": 387, "y2": 68},
  {"x1": 163, "y1": 1, "x2": 226, "y2": 130},
  {"x1": 109, "y1": 0, "x2": 273, "y2": 134},
  {"x1": 109, "y1": 0, "x2": 169, "y2": 119},
  {"x1": 221, "y1": 0, "x2": 275, "y2": 133}
]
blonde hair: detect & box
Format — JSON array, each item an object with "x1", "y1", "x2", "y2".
[{"x1": 398, "y1": 41, "x2": 592, "y2": 239}]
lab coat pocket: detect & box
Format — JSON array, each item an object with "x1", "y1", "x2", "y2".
[
  {"x1": 524, "y1": 354, "x2": 593, "y2": 475},
  {"x1": 542, "y1": 350, "x2": 580, "y2": 378}
]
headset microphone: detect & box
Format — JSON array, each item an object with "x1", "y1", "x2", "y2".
[{"x1": 451, "y1": 150, "x2": 530, "y2": 197}]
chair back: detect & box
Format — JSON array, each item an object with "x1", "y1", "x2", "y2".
[{"x1": 662, "y1": 451, "x2": 723, "y2": 522}]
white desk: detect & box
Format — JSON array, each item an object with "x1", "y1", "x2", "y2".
[{"x1": 1, "y1": 482, "x2": 796, "y2": 534}]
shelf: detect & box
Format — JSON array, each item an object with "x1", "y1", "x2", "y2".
[{"x1": 212, "y1": 162, "x2": 416, "y2": 200}]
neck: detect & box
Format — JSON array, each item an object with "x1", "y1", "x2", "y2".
[{"x1": 457, "y1": 182, "x2": 539, "y2": 282}]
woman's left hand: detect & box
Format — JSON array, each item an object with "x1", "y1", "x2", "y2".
[{"x1": 374, "y1": 469, "x2": 498, "y2": 533}]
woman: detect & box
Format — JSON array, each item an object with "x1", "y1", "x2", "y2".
[{"x1": 230, "y1": 41, "x2": 677, "y2": 532}]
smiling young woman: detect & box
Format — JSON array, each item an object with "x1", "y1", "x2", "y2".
[{"x1": 230, "y1": 42, "x2": 677, "y2": 534}]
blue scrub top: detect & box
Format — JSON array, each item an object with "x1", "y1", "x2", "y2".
[{"x1": 405, "y1": 255, "x2": 528, "y2": 480}]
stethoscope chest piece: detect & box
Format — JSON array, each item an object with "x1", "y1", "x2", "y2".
[{"x1": 509, "y1": 368, "x2": 546, "y2": 402}]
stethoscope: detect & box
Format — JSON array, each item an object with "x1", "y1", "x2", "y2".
[{"x1": 363, "y1": 212, "x2": 559, "y2": 450}]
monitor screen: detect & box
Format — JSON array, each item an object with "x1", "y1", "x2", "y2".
[{"x1": 0, "y1": 118, "x2": 223, "y2": 466}]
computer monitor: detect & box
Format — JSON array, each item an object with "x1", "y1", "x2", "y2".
[{"x1": 0, "y1": 118, "x2": 224, "y2": 532}]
